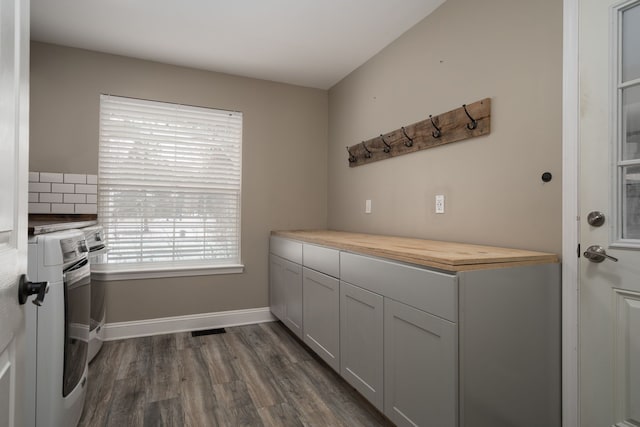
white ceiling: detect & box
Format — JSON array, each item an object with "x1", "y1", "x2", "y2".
[{"x1": 30, "y1": 0, "x2": 445, "y2": 89}]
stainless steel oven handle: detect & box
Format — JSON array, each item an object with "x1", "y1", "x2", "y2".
[
  {"x1": 89, "y1": 244, "x2": 106, "y2": 253},
  {"x1": 63, "y1": 257, "x2": 91, "y2": 289}
]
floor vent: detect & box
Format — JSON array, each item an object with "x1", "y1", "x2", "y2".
[{"x1": 191, "y1": 328, "x2": 226, "y2": 337}]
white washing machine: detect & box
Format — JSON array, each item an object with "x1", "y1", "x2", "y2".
[
  {"x1": 80, "y1": 224, "x2": 107, "y2": 362},
  {"x1": 25, "y1": 229, "x2": 90, "y2": 427}
]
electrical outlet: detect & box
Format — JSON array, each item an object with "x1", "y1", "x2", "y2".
[
  {"x1": 365, "y1": 199, "x2": 372, "y2": 214},
  {"x1": 435, "y1": 195, "x2": 445, "y2": 214}
]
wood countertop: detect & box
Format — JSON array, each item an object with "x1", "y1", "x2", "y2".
[{"x1": 271, "y1": 230, "x2": 559, "y2": 272}]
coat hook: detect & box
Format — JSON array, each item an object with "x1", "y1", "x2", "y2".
[
  {"x1": 362, "y1": 141, "x2": 372, "y2": 158},
  {"x1": 429, "y1": 115, "x2": 442, "y2": 138},
  {"x1": 380, "y1": 134, "x2": 391, "y2": 153},
  {"x1": 346, "y1": 146, "x2": 356, "y2": 163},
  {"x1": 462, "y1": 104, "x2": 478, "y2": 130},
  {"x1": 401, "y1": 127, "x2": 414, "y2": 147}
]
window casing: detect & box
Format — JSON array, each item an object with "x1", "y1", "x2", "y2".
[{"x1": 97, "y1": 95, "x2": 242, "y2": 276}]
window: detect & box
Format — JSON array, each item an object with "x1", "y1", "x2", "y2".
[
  {"x1": 614, "y1": 1, "x2": 640, "y2": 247},
  {"x1": 97, "y1": 95, "x2": 242, "y2": 278}
]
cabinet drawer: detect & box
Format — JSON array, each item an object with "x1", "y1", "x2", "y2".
[
  {"x1": 303, "y1": 243, "x2": 339, "y2": 278},
  {"x1": 340, "y1": 252, "x2": 458, "y2": 322},
  {"x1": 270, "y1": 236, "x2": 302, "y2": 264}
]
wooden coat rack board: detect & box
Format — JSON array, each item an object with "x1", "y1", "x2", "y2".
[{"x1": 346, "y1": 98, "x2": 491, "y2": 167}]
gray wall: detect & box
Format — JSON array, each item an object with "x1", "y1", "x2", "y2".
[
  {"x1": 30, "y1": 42, "x2": 328, "y2": 322},
  {"x1": 327, "y1": 0, "x2": 563, "y2": 255},
  {"x1": 30, "y1": 0, "x2": 563, "y2": 322}
]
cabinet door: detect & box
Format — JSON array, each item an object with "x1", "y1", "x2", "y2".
[
  {"x1": 340, "y1": 281, "x2": 384, "y2": 411},
  {"x1": 384, "y1": 298, "x2": 457, "y2": 427},
  {"x1": 303, "y1": 268, "x2": 340, "y2": 371},
  {"x1": 282, "y1": 259, "x2": 303, "y2": 339},
  {"x1": 269, "y1": 254, "x2": 286, "y2": 321}
]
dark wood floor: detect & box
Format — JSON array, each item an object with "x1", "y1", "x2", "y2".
[{"x1": 78, "y1": 321, "x2": 393, "y2": 427}]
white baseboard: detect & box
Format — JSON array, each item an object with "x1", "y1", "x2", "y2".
[{"x1": 103, "y1": 307, "x2": 276, "y2": 341}]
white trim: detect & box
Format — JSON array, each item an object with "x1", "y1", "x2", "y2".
[
  {"x1": 610, "y1": 240, "x2": 640, "y2": 249},
  {"x1": 102, "y1": 307, "x2": 276, "y2": 341},
  {"x1": 612, "y1": 0, "x2": 622, "y2": 246},
  {"x1": 619, "y1": 77, "x2": 640, "y2": 89},
  {"x1": 92, "y1": 263, "x2": 244, "y2": 281},
  {"x1": 562, "y1": 0, "x2": 580, "y2": 425}
]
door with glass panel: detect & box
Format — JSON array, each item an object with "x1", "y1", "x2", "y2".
[{"x1": 579, "y1": 0, "x2": 640, "y2": 425}]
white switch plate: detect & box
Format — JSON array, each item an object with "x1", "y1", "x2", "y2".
[
  {"x1": 435, "y1": 195, "x2": 445, "y2": 214},
  {"x1": 365, "y1": 199, "x2": 372, "y2": 214}
]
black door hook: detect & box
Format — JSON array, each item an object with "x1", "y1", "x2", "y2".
[
  {"x1": 380, "y1": 134, "x2": 391, "y2": 153},
  {"x1": 401, "y1": 127, "x2": 414, "y2": 147},
  {"x1": 429, "y1": 115, "x2": 442, "y2": 138},
  {"x1": 463, "y1": 104, "x2": 478, "y2": 130}
]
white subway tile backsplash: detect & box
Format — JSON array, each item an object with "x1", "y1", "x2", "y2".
[
  {"x1": 51, "y1": 204, "x2": 75, "y2": 214},
  {"x1": 29, "y1": 171, "x2": 98, "y2": 215},
  {"x1": 75, "y1": 184, "x2": 97, "y2": 194},
  {"x1": 64, "y1": 173, "x2": 86, "y2": 184},
  {"x1": 64, "y1": 193, "x2": 86, "y2": 204},
  {"x1": 40, "y1": 193, "x2": 63, "y2": 203},
  {"x1": 29, "y1": 182, "x2": 51, "y2": 193},
  {"x1": 51, "y1": 183, "x2": 74, "y2": 193},
  {"x1": 29, "y1": 203, "x2": 51, "y2": 214},
  {"x1": 75, "y1": 204, "x2": 97, "y2": 214},
  {"x1": 39, "y1": 172, "x2": 64, "y2": 183}
]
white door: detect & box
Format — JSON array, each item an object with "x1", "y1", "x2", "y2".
[
  {"x1": 0, "y1": 0, "x2": 29, "y2": 426},
  {"x1": 579, "y1": 0, "x2": 640, "y2": 425}
]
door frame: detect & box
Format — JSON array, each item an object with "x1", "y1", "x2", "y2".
[{"x1": 562, "y1": 0, "x2": 579, "y2": 426}]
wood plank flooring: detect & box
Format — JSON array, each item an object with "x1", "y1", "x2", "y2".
[{"x1": 79, "y1": 321, "x2": 394, "y2": 427}]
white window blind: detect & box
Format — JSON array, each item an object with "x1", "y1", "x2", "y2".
[{"x1": 98, "y1": 95, "x2": 242, "y2": 271}]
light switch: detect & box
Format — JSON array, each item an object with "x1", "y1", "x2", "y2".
[
  {"x1": 365, "y1": 199, "x2": 372, "y2": 214},
  {"x1": 435, "y1": 195, "x2": 445, "y2": 214}
]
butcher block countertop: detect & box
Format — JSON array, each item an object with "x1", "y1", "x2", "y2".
[{"x1": 271, "y1": 230, "x2": 559, "y2": 272}]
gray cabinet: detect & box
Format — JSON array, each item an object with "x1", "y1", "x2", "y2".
[
  {"x1": 281, "y1": 258, "x2": 303, "y2": 338},
  {"x1": 457, "y1": 265, "x2": 561, "y2": 427},
  {"x1": 340, "y1": 251, "x2": 457, "y2": 322},
  {"x1": 384, "y1": 298, "x2": 457, "y2": 427},
  {"x1": 269, "y1": 233, "x2": 560, "y2": 427},
  {"x1": 302, "y1": 268, "x2": 340, "y2": 371},
  {"x1": 303, "y1": 243, "x2": 340, "y2": 278},
  {"x1": 341, "y1": 251, "x2": 458, "y2": 424},
  {"x1": 269, "y1": 254, "x2": 285, "y2": 321},
  {"x1": 339, "y1": 281, "x2": 384, "y2": 411},
  {"x1": 270, "y1": 237, "x2": 304, "y2": 339}
]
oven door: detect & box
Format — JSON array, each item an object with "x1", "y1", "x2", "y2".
[{"x1": 62, "y1": 256, "x2": 90, "y2": 397}]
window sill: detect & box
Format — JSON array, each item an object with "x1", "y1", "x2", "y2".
[{"x1": 92, "y1": 264, "x2": 245, "y2": 281}]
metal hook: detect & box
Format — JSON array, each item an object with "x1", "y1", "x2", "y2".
[
  {"x1": 380, "y1": 134, "x2": 391, "y2": 153},
  {"x1": 401, "y1": 127, "x2": 414, "y2": 147},
  {"x1": 362, "y1": 141, "x2": 372, "y2": 158},
  {"x1": 463, "y1": 104, "x2": 478, "y2": 130},
  {"x1": 346, "y1": 146, "x2": 356, "y2": 163},
  {"x1": 429, "y1": 115, "x2": 442, "y2": 138}
]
